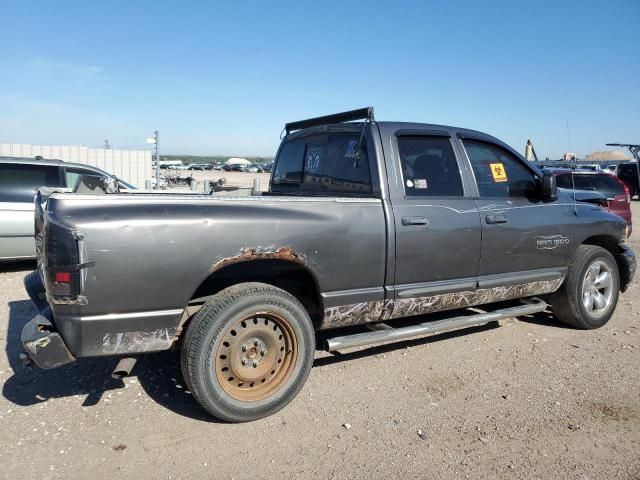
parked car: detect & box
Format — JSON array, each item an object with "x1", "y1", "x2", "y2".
[
  {"x1": 0, "y1": 157, "x2": 134, "y2": 261},
  {"x1": 550, "y1": 169, "x2": 632, "y2": 234},
  {"x1": 223, "y1": 163, "x2": 245, "y2": 172},
  {"x1": 577, "y1": 164, "x2": 602, "y2": 172},
  {"x1": 616, "y1": 162, "x2": 639, "y2": 199},
  {"x1": 21, "y1": 108, "x2": 636, "y2": 423}
]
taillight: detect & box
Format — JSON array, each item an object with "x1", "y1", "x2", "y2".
[
  {"x1": 612, "y1": 176, "x2": 631, "y2": 203},
  {"x1": 45, "y1": 223, "x2": 81, "y2": 296},
  {"x1": 55, "y1": 271, "x2": 72, "y2": 283}
]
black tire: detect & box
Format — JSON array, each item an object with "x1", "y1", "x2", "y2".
[
  {"x1": 549, "y1": 245, "x2": 620, "y2": 329},
  {"x1": 181, "y1": 282, "x2": 315, "y2": 422}
]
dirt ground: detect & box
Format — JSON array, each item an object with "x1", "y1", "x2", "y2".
[{"x1": 1, "y1": 204, "x2": 639, "y2": 480}]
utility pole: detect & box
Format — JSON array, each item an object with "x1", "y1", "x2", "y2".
[
  {"x1": 154, "y1": 130, "x2": 160, "y2": 189},
  {"x1": 104, "y1": 139, "x2": 111, "y2": 149},
  {"x1": 147, "y1": 130, "x2": 160, "y2": 189}
]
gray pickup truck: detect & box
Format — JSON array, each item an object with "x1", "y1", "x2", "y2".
[{"x1": 22, "y1": 108, "x2": 636, "y2": 422}]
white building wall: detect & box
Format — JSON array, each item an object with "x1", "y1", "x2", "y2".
[{"x1": 0, "y1": 143, "x2": 152, "y2": 187}]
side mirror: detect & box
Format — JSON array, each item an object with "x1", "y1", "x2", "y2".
[{"x1": 541, "y1": 172, "x2": 557, "y2": 201}]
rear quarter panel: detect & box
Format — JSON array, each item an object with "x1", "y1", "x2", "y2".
[{"x1": 46, "y1": 194, "x2": 387, "y2": 317}]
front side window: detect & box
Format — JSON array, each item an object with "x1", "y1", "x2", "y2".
[
  {"x1": 0, "y1": 163, "x2": 62, "y2": 202},
  {"x1": 463, "y1": 140, "x2": 537, "y2": 198},
  {"x1": 397, "y1": 136, "x2": 463, "y2": 197},
  {"x1": 271, "y1": 132, "x2": 373, "y2": 195}
]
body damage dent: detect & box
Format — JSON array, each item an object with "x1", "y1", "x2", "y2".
[
  {"x1": 321, "y1": 279, "x2": 563, "y2": 328},
  {"x1": 211, "y1": 246, "x2": 306, "y2": 272},
  {"x1": 24, "y1": 336, "x2": 52, "y2": 354},
  {"x1": 101, "y1": 328, "x2": 176, "y2": 354},
  {"x1": 47, "y1": 294, "x2": 88, "y2": 305}
]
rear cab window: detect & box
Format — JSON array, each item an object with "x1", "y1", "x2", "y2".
[
  {"x1": 0, "y1": 163, "x2": 62, "y2": 203},
  {"x1": 271, "y1": 131, "x2": 374, "y2": 196}
]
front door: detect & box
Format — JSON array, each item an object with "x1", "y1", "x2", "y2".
[
  {"x1": 389, "y1": 134, "x2": 482, "y2": 317},
  {"x1": 458, "y1": 137, "x2": 572, "y2": 290}
]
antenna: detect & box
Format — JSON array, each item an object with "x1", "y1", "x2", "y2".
[
  {"x1": 566, "y1": 120, "x2": 577, "y2": 215},
  {"x1": 570, "y1": 160, "x2": 578, "y2": 215}
]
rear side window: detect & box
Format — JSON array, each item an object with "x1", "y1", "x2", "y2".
[
  {"x1": 65, "y1": 167, "x2": 94, "y2": 189},
  {"x1": 271, "y1": 133, "x2": 373, "y2": 195},
  {"x1": 556, "y1": 173, "x2": 624, "y2": 195},
  {"x1": 397, "y1": 136, "x2": 463, "y2": 197},
  {"x1": 0, "y1": 164, "x2": 62, "y2": 202},
  {"x1": 463, "y1": 140, "x2": 537, "y2": 198}
]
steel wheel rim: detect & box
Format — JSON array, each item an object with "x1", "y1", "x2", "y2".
[
  {"x1": 215, "y1": 312, "x2": 298, "y2": 402},
  {"x1": 581, "y1": 260, "x2": 614, "y2": 318}
]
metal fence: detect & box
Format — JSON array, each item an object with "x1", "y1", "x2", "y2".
[{"x1": 0, "y1": 143, "x2": 152, "y2": 187}]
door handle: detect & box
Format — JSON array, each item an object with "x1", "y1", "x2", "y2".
[
  {"x1": 401, "y1": 216, "x2": 429, "y2": 226},
  {"x1": 485, "y1": 214, "x2": 508, "y2": 224}
]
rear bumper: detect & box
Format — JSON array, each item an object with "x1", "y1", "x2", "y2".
[
  {"x1": 617, "y1": 243, "x2": 636, "y2": 293},
  {"x1": 21, "y1": 309, "x2": 75, "y2": 369},
  {"x1": 22, "y1": 269, "x2": 181, "y2": 362}
]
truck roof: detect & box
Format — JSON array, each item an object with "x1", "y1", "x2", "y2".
[{"x1": 283, "y1": 107, "x2": 517, "y2": 158}]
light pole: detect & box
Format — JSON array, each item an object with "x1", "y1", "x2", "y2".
[{"x1": 147, "y1": 130, "x2": 160, "y2": 189}]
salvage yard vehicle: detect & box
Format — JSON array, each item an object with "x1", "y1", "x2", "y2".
[
  {"x1": 22, "y1": 108, "x2": 636, "y2": 422},
  {"x1": 549, "y1": 169, "x2": 632, "y2": 234},
  {"x1": 0, "y1": 156, "x2": 134, "y2": 261}
]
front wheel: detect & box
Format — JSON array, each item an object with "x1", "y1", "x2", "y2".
[
  {"x1": 550, "y1": 245, "x2": 620, "y2": 329},
  {"x1": 181, "y1": 282, "x2": 315, "y2": 422}
]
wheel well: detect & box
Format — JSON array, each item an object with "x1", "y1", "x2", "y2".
[
  {"x1": 582, "y1": 235, "x2": 618, "y2": 257},
  {"x1": 582, "y1": 235, "x2": 630, "y2": 289},
  {"x1": 189, "y1": 259, "x2": 323, "y2": 326}
]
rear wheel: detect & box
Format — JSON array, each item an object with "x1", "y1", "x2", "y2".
[
  {"x1": 550, "y1": 245, "x2": 620, "y2": 329},
  {"x1": 181, "y1": 282, "x2": 315, "y2": 422}
]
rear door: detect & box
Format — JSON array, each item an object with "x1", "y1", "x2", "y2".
[
  {"x1": 387, "y1": 131, "x2": 482, "y2": 317},
  {"x1": 0, "y1": 163, "x2": 63, "y2": 259},
  {"x1": 457, "y1": 136, "x2": 571, "y2": 288}
]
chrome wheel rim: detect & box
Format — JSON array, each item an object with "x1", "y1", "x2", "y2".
[{"x1": 581, "y1": 260, "x2": 614, "y2": 318}]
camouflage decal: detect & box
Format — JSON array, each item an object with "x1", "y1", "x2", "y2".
[
  {"x1": 321, "y1": 279, "x2": 563, "y2": 328},
  {"x1": 322, "y1": 300, "x2": 392, "y2": 329},
  {"x1": 101, "y1": 328, "x2": 177, "y2": 354},
  {"x1": 389, "y1": 279, "x2": 563, "y2": 320}
]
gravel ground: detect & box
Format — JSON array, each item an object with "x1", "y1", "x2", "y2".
[{"x1": 0, "y1": 203, "x2": 639, "y2": 480}]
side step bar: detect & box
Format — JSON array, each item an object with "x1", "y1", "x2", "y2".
[{"x1": 325, "y1": 297, "x2": 547, "y2": 352}]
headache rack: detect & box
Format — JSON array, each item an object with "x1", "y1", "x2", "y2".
[{"x1": 285, "y1": 107, "x2": 375, "y2": 135}]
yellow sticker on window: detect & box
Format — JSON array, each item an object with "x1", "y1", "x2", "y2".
[{"x1": 489, "y1": 163, "x2": 508, "y2": 182}]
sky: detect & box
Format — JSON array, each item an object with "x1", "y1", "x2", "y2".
[{"x1": 0, "y1": 0, "x2": 638, "y2": 159}]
